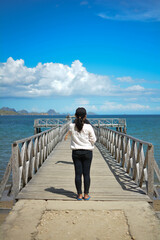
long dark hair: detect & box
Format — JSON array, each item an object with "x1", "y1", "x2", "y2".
[{"x1": 75, "y1": 107, "x2": 86, "y2": 132}]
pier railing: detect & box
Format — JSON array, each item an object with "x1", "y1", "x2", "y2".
[
  {"x1": 88, "y1": 118, "x2": 126, "y2": 127},
  {"x1": 1, "y1": 119, "x2": 159, "y2": 200},
  {"x1": 94, "y1": 126, "x2": 160, "y2": 199},
  {"x1": 0, "y1": 121, "x2": 71, "y2": 199},
  {"x1": 34, "y1": 118, "x2": 127, "y2": 133}
]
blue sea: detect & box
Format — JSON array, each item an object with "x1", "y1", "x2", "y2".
[{"x1": 0, "y1": 115, "x2": 160, "y2": 182}]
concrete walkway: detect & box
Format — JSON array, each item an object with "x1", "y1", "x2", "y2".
[{"x1": 0, "y1": 200, "x2": 160, "y2": 240}]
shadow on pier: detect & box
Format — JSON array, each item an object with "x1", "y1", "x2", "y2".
[
  {"x1": 45, "y1": 187, "x2": 77, "y2": 199},
  {"x1": 96, "y1": 142, "x2": 146, "y2": 195}
]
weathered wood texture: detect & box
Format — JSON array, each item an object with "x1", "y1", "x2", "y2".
[
  {"x1": 34, "y1": 118, "x2": 127, "y2": 131},
  {"x1": 1, "y1": 121, "x2": 159, "y2": 201},
  {"x1": 17, "y1": 137, "x2": 151, "y2": 202},
  {"x1": 94, "y1": 126, "x2": 160, "y2": 199},
  {"x1": 0, "y1": 157, "x2": 12, "y2": 197},
  {"x1": 0, "y1": 121, "x2": 71, "y2": 198}
]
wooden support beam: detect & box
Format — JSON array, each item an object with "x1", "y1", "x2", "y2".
[
  {"x1": 147, "y1": 145, "x2": 154, "y2": 199},
  {"x1": 0, "y1": 157, "x2": 12, "y2": 198},
  {"x1": 11, "y1": 143, "x2": 20, "y2": 198}
]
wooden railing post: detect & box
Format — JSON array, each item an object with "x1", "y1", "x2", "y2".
[
  {"x1": 97, "y1": 125, "x2": 100, "y2": 143},
  {"x1": 0, "y1": 157, "x2": 12, "y2": 198},
  {"x1": 11, "y1": 143, "x2": 20, "y2": 198},
  {"x1": 147, "y1": 144, "x2": 154, "y2": 199}
]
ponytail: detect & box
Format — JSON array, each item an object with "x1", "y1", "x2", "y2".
[{"x1": 75, "y1": 117, "x2": 84, "y2": 132}]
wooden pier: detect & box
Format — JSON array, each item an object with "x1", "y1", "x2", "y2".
[
  {"x1": 1, "y1": 119, "x2": 160, "y2": 240},
  {"x1": 16, "y1": 136, "x2": 151, "y2": 201},
  {"x1": 34, "y1": 118, "x2": 127, "y2": 134},
  {"x1": 0, "y1": 119, "x2": 160, "y2": 201}
]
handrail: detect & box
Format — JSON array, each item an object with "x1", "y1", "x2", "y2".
[
  {"x1": 34, "y1": 118, "x2": 69, "y2": 127},
  {"x1": 0, "y1": 120, "x2": 71, "y2": 199},
  {"x1": 14, "y1": 126, "x2": 57, "y2": 144},
  {"x1": 93, "y1": 126, "x2": 160, "y2": 199},
  {"x1": 101, "y1": 128, "x2": 152, "y2": 146},
  {"x1": 34, "y1": 118, "x2": 127, "y2": 128}
]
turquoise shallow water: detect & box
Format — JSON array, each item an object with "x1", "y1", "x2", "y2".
[{"x1": 0, "y1": 115, "x2": 160, "y2": 181}]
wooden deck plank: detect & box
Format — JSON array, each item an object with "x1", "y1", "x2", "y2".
[{"x1": 17, "y1": 137, "x2": 151, "y2": 202}]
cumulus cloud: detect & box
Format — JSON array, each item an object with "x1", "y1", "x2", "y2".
[
  {"x1": 0, "y1": 57, "x2": 36, "y2": 84},
  {"x1": 0, "y1": 57, "x2": 154, "y2": 99},
  {"x1": 0, "y1": 57, "x2": 111, "y2": 97}
]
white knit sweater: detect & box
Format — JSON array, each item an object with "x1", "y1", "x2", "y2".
[{"x1": 69, "y1": 123, "x2": 97, "y2": 150}]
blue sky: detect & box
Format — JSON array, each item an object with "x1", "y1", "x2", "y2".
[{"x1": 0, "y1": 0, "x2": 160, "y2": 114}]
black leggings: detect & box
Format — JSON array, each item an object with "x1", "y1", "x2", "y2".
[{"x1": 72, "y1": 150, "x2": 92, "y2": 195}]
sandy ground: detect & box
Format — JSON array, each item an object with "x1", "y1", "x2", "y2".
[{"x1": 35, "y1": 210, "x2": 132, "y2": 240}]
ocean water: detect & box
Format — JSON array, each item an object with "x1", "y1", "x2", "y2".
[{"x1": 0, "y1": 115, "x2": 160, "y2": 181}]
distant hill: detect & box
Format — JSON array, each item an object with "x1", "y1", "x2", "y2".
[
  {"x1": 1, "y1": 107, "x2": 17, "y2": 112},
  {"x1": 0, "y1": 107, "x2": 95, "y2": 116},
  {"x1": 0, "y1": 109, "x2": 19, "y2": 115},
  {"x1": 17, "y1": 110, "x2": 29, "y2": 114},
  {"x1": 0, "y1": 107, "x2": 98, "y2": 116},
  {"x1": 0, "y1": 107, "x2": 62, "y2": 116},
  {"x1": 88, "y1": 112, "x2": 97, "y2": 115},
  {"x1": 47, "y1": 109, "x2": 60, "y2": 115}
]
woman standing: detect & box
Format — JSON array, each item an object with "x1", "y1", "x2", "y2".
[{"x1": 69, "y1": 107, "x2": 96, "y2": 200}]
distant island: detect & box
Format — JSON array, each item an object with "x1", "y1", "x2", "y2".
[
  {"x1": 88, "y1": 112, "x2": 97, "y2": 115},
  {"x1": 0, "y1": 107, "x2": 60, "y2": 116},
  {"x1": 0, "y1": 107, "x2": 97, "y2": 116}
]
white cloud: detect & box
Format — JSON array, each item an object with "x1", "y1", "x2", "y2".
[
  {"x1": 0, "y1": 57, "x2": 36, "y2": 84},
  {"x1": 74, "y1": 98, "x2": 97, "y2": 112},
  {"x1": 0, "y1": 57, "x2": 111, "y2": 97},
  {"x1": 88, "y1": 105, "x2": 97, "y2": 111},
  {"x1": 97, "y1": 0, "x2": 160, "y2": 22},
  {"x1": 0, "y1": 57, "x2": 156, "y2": 100},
  {"x1": 125, "y1": 85, "x2": 145, "y2": 91},
  {"x1": 124, "y1": 98, "x2": 137, "y2": 102},
  {"x1": 97, "y1": 11, "x2": 160, "y2": 22},
  {"x1": 151, "y1": 98, "x2": 160, "y2": 102},
  {"x1": 116, "y1": 76, "x2": 134, "y2": 83},
  {"x1": 105, "y1": 84, "x2": 147, "y2": 97},
  {"x1": 100, "y1": 101, "x2": 150, "y2": 111},
  {"x1": 76, "y1": 100, "x2": 98, "y2": 112},
  {"x1": 64, "y1": 101, "x2": 97, "y2": 114},
  {"x1": 75, "y1": 98, "x2": 89, "y2": 105}
]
